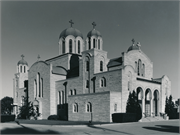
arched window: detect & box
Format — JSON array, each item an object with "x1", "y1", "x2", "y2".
[
  {"x1": 62, "y1": 41, "x2": 65, "y2": 53},
  {"x1": 89, "y1": 37, "x2": 91, "y2": 49},
  {"x1": 78, "y1": 40, "x2": 80, "y2": 54},
  {"x1": 41, "y1": 78, "x2": 43, "y2": 97},
  {"x1": 100, "y1": 61, "x2": 103, "y2": 71},
  {"x1": 93, "y1": 39, "x2": 96, "y2": 48},
  {"x1": 73, "y1": 103, "x2": 78, "y2": 113},
  {"x1": 114, "y1": 104, "x2": 117, "y2": 112},
  {"x1": 135, "y1": 61, "x2": 137, "y2": 72},
  {"x1": 74, "y1": 89, "x2": 76, "y2": 95},
  {"x1": 34, "y1": 79, "x2": 37, "y2": 97},
  {"x1": 37, "y1": 73, "x2": 40, "y2": 97},
  {"x1": 86, "y1": 80, "x2": 89, "y2": 88},
  {"x1": 86, "y1": 61, "x2": 89, "y2": 71},
  {"x1": 138, "y1": 59, "x2": 142, "y2": 76},
  {"x1": 100, "y1": 77, "x2": 106, "y2": 87},
  {"x1": 24, "y1": 66, "x2": 26, "y2": 73},
  {"x1": 69, "y1": 39, "x2": 72, "y2": 53},
  {"x1": 69, "y1": 90, "x2": 73, "y2": 95},
  {"x1": 98, "y1": 39, "x2": 100, "y2": 49},
  {"x1": 20, "y1": 66, "x2": 22, "y2": 73},
  {"x1": 87, "y1": 102, "x2": 92, "y2": 112},
  {"x1": 142, "y1": 64, "x2": 145, "y2": 77}
]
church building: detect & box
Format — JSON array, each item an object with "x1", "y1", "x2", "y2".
[{"x1": 13, "y1": 21, "x2": 171, "y2": 122}]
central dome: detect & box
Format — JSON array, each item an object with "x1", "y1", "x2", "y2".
[
  {"x1": 59, "y1": 27, "x2": 83, "y2": 39},
  {"x1": 87, "y1": 29, "x2": 102, "y2": 37}
]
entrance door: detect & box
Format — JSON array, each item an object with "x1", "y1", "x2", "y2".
[{"x1": 145, "y1": 100, "x2": 150, "y2": 116}]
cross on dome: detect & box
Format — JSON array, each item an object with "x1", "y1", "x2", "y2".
[
  {"x1": 131, "y1": 38, "x2": 135, "y2": 45},
  {"x1": 37, "y1": 55, "x2": 40, "y2": 61},
  {"x1": 21, "y1": 54, "x2": 24, "y2": 59},
  {"x1": 69, "y1": 20, "x2": 74, "y2": 27},
  {"x1": 92, "y1": 22, "x2": 96, "y2": 29}
]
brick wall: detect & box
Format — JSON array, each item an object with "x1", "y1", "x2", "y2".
[{"x1": 68, "y1": 91, "x2": 110, "y2": 122}]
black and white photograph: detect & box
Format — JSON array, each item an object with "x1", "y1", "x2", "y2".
[{"x1": 1, "y1": 0, "x2": 179, "y2": 134}]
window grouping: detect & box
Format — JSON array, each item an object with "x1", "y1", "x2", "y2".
[
  {"x1": 34, "y1": 73, "x2": 43, "y2": 98},
  {"x1": 100, "y1": 77, "x2": 106, "y2": 87},
  {"x1": 58, "y1": 91, "x2": 65, "y2": 104},
  {"x1": 19, "y1": 65, "x2": 26, "y2": 73},
  {"x1": 69, "y1": 89, "x2": 76, "y2": 95},
  {"x1": 136, "y1": 59, "x2": 145, "y2": 77},
  {"x1": 72, "y1": 102, "x2": 92, "y2": 113}
]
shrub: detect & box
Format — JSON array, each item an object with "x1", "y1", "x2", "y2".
[
  {"x1": 47, "y1": 115, "x2": 60, "y2": 120},
  {"x1": 112, "y1": 113, "x2": 137, "y2": 123},
  {"x1": 1, "y1": 115, "x2": 15, "y2": 122}
]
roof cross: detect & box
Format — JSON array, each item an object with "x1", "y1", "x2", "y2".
[
  {"x1": 131, "y1": 38, "x2": 135, "y2": 45},
  {"x1": 37, "y1": 55, "x2": 40, "y2": 61},
  {"x1": 69, "y1": 20, "x2": 74, "y2": 27},
  {"x1": 21, "y1": 54, "x2": 24, "y2": 59},
  {"x1": 92, "y1": 22, "x2": 96, "y2": 29}
]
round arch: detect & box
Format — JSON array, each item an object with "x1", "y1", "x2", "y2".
[{"x1": 153, "y1": 90, "x2": 159, "y2": 116}]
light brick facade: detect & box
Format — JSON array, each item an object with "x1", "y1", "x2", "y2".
[{"x1": 13, "y1": 25, "x2": 171, "y2": 122}]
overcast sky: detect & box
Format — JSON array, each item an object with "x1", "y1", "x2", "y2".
[{"x1": 1, "y1": 1, "x2": 179, "y2": 99}]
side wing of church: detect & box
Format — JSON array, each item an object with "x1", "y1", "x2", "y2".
[{"x1": 13, "y1": 21, "x2": 171, "y2": 122}]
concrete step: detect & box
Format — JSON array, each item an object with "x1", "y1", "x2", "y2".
[{"x1": 140, "y1": 116, "x2": 165, "y2": 122}]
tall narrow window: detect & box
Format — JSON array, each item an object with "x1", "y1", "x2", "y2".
[
  {"x1": 73, "y1": 103, "x2": 78, "y2": 113},
  {"x1": 128, "y1": 71, "x2": 132, "y2": 91},
  {"x1": 100, "y1": 61, "x2": 103, "y2": 71},
  {"x1": 142, "y1": 64, "x2": 145, "y2": 77},
  {"x1": 86, "y1": 80, "x2": 89, "y2": 88},
  {"x1": 101, "y1": 79, "x2": 103, "y2": 87},
  {"x1": 89, "y1": 38, "x2": 91, "y2": 49},
  {"x1": 37, "y1": 73, "x2": 40, "y2": 97},
  {"x1": 86, "y1": 61, "x2": 89, "y2": 71},
  {"x1": 135, "y1": 61, "x2": 137, "y2": 72},
  {"x1": 69, "y1": 39, "x2": 72, "y2": 53},
  {"x1": 87, "y1": 102, "x2": 92, "y2": 112},
  {"x1": 24, "y1": 66, "x2": 26, "y2": 73},
  {"x1": 100, "y1": 77, "x2": 106, "y2": 87},
  {"x1": 62, "y1": 41, "x2": 65, "y2": 53},
  {"x1": 41, "y1": 78, "x2": 43, "y2": 97},
  {"x1": 93, "y1": 39, "x2": 96, "y2": 48},
  {"x1": 78, "y1": 40, "x2": 80, "y2": 54},
  {"x1": 138, "y1": 59, "x2": 142, "y2": 76},
  {"x1": 20, "y1": 66, "x2": 22, "y2": 73},
  {"x1": 34, "y1": 79, "x2": 37, "y2": 97},
  {"x1": 98, "y1": 39, "x2": 100, "y2": 49}
]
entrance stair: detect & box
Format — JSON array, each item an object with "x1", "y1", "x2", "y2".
[{"x1": 140, "y1": 116, "x2": 164, "y2": 122}]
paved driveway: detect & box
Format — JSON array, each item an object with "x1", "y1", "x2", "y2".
[{"x1": 0, "y1": 120, "x2": 179, "y2": 135}]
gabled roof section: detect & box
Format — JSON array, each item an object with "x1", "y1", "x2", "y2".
[{"x1": 107, "y1": 57, "x2": 122, "y2": 68}]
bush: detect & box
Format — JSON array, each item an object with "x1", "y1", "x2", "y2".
[
  {"x1": 112, "y1": 113, "x2": 137, "y2": 123},
  {"x1": 47, "y1": 115, "x2": 60, "y2": 120},
  {"x1": 1, "y1": 115, "x2": 15, "y2": 122}
]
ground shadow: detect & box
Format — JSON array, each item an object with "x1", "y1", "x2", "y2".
[
  {"x1": 87, "y1": 124, "x2": 133, "y2": 135},
  {"x1": 1, "y1": 124, "x2": 60, "y2": 134},
  {"x1": 143, "y1": 125, "x2": 179, "y2": 133}
]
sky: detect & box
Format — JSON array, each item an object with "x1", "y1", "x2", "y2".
[{"x1": 0, "y1": 1, "x2": 179, "y2": 99}]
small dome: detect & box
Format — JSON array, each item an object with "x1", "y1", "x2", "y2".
[
  {"x1": 59, "y1": 27, "x2": 83, "y2": 39},
  {"x1": 17, "y1": 59, "x2": 28, "y2": 66},
  {"x1": 87, "y1": 29, "x2": 102, "y2": 37},
  {"x1": 127, "y1": 44, "x2": 141, "y2": 52}
]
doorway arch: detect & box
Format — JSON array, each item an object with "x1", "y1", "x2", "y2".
[
  {"x1": 145, "y1": 89, "x2": 152, "y2": 117},
  {"x1": 153, "y1": 90, "x2": 159, "y2": 116}
]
